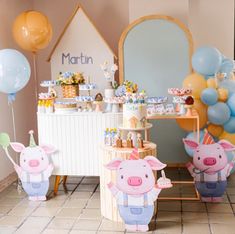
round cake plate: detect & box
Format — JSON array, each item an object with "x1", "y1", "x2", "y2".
[{"x1": 118, "y1": 123, "x2": 152, "y2": 131}]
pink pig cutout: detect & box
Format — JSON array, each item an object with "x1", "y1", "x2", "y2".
[
  {"x1": 105, "y1": 156, "x2": 166, "y2": 170},
  {"x1": 183, "y1": 137, "x2": 235, "y2": 202},
  {"x1": 10, "y1": 141, "x2": 56, "y2": 201},
  {"x1": 183, "y1": 139, "x2": 235, "y2": 152},
  {"x1": 105, "y1": 155, "x2": 168, "y2": 232},
  {"x1": 10, "y1": 142, "x2": 56, "y2": 154}
]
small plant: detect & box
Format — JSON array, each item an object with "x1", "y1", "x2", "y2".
[
  {"x1": 57, "y1": 71, "x2": 85, "y2": 86},
  {"x1": 115, "y1": 80, "x2": 138, "y2": 97}
]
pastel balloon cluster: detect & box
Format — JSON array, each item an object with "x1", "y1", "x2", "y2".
[{"x1": 180, "y1": 46, "x2": 235, "y2": 172}]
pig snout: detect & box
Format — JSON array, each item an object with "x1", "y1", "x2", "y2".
[
  {"x1": 203, "y1": 157, "x2": 217, "y2": 166},
  {"x1": 127, "y1": 176, "x2": 142, "y2": 186},
  {"x1": 28, "y1": 160, "x2": 40, "y2": 167}
]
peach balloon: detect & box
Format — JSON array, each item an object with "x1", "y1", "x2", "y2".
[
  {"x1": 207, "y1": 78, "x2": 217, "y2": 89},
  {"x1": 207, "y1": 124, "x2": 223, "y2": 137},
  {"x1": 12, "y1": 11, "x2": 52, "y2": 52},
  {"x1": 218, "y1": 88, "x2": 228, "y2": 102},
  {"x1": 176, "y1": 99, "x2": 208, "y2": 132},
  {"x1": 183, "y1": 73, "x2": 207, "y2": 98},
  {"x1": 219, "y1": 131, "x2": 235, "y2": 145}
]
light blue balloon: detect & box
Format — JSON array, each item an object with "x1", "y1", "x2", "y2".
[
  {"x1": 192, "y1": 46, "x2": 222, "y2": 76},
  {"x1": 0, "y1": 49, "x2": 31, "y2": 94},
  {"x1": 224, "y1": 116, "x2": 235, "y2": 133},
  {"x1": 208, "y1": 102, "x2": 231, "y2": 125},
  {"x1": 219, "y1": 80, "x2": 235, "y2": 95},
  {"x1": 227, "y1": 93, "x2": 235, "y2": 116},
  {"x1": 219, "y1": 58, "x2": 234, "y2": 79},
  {"x1": 184, "y1": 130, "x2": 205, "y2": 157},
  {"x1": 200, "y1": 88, "x2": 218, "y2": 106}
]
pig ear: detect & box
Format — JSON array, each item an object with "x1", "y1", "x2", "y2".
[
  {"x1": 10, "y1": 142, "x2": 25, "y2": 153},
  {"x1": 183, "y1": 139, "x2": 199, "y2": 149},
  {"x1": 105, "y1": 158, "x2": 123, "y2": 170},
  {"x1": 218, "y1": 140, "x2": 235, "y2": 152},
  {"x1": 144, "y1": 156, "x2": 166, "y2": 170},
  {"x1": 40, "y1": 144, "x2": 56, "y2": 154}
]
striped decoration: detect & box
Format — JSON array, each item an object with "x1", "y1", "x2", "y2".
[{"x1": 37, "y1": 112, "x2": 122, "y2": 176}]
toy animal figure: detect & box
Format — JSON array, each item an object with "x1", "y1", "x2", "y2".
[
  {"x1": 105, "y1": 148, "x2": 172, "y2": 232},
  {"x1": 183, "y1": 131, "x2": 235, "y2": 202},
  {"x1": 7, "y1": 131, "x2": 55, "y2": 201}
]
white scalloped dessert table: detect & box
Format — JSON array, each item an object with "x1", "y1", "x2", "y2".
[{"x1": 37, "y1": 112, "x2": 122, "y2": 194}]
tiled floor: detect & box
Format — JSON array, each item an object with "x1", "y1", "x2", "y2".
[{"x1": 0, "y1": 169, "x2": 234, "y2": 234}]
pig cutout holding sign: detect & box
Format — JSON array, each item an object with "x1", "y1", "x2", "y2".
[
  {"x1": 10, "y1": 131, "x2": 56, "y2": 201},
  {"x1": 105, "y1": 148, "x2": 172, "y2": 232},
  {"x1": 183, "y1": 131, "x2": 235, "y2": 202}
]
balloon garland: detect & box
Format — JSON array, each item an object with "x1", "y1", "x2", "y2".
[{"x1": 180, "y1": 46, "x2": 235, "y2": 172}]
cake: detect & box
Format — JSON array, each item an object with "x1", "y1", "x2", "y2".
[
  {"x1": 123, "y1": 103, "x2": 147, "y2": 128},
  {"x1": 54, "y1": 101, "x2": 77, "y2": 113}
]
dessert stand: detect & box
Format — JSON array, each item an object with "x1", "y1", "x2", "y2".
[
  {"x1": 104, "y1": 97, "x2": 125, "y2": 113},
  {"x1": 168, "y1": 88, "x2": 192, "y2": 115},
  {"x1": 76, "y1": 83, "x2": 96, "y2": 111},
  {"x1": 40, "y1": 81, "x2": 57, "y2": 97}
]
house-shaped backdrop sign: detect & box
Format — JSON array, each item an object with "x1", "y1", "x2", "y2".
[{"x1": 48, "y1": 4, "x2": 117, "y2": 94}]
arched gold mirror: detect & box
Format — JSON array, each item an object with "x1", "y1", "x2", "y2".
[{"x1": 119, "y1": 15, "x2": 194, "y2": 164}]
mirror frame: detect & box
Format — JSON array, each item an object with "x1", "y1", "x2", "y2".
[{"x1": 118, "y1": 15, "x2": 194, "y2": 84}]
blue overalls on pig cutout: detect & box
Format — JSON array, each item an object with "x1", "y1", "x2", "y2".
[
  {"x1": 118, "y1": 193, "x2": 154, "y2": 225},
  {"x1": 22, "y1": 172, "x2": 49, "y2": 197},
  {"x1": 195, "y1": 171, "x2": 227, "y2": 197}
]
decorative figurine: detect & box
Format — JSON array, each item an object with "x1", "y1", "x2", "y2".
[
  {"x1": 127, "y1": 132, "x2": 133, "y2": 148},
  {"x1": 105, "y1": 148, "x2": 172, "y2": 232},
  {"x1": 137, "y1": 133, "x2": 144, "y2": 148},
  {"x1": 115, "y1": 133, "x2": 123, "y2": 148},
  {"x1": 183, "y1": 130, "x2": 235, "y2": 202},
  {"x1": 94, "y1": 93, "x2": 103, "y2": 112}
]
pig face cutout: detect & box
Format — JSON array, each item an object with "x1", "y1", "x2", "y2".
[
  {"x1": 10, "y1": 143, "x2": 56, "y2": 173},
  {"x1": 105, "y1": 156, "x2": 166, "y2": 195},
  {"x1": 183, "y1": 139, "x2": 235, "y2": 173}
]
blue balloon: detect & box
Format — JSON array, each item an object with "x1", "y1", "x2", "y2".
[
  {"x1": 200, "y1": 88, "x2": 218, "y2": 106},
  {"x1": 219, "y1": 80, "x2": 235, "y2": 95},
  {"x1": 0, "y1": 49, "x2": 31, "y2": 94},
  {"x1": 192, "y1": 46, "x2": 222, "y2": 76},
  {"x1": 224, "y1": 116, "x2": 235, "y2": 133},
  {"x1": 219, "y1": 58, "x2": 234, "y2": 79},
  {"x1": 227, "y1": 93, "x2": 235, "y2": 116},
  {"x1": 184, "y1": 130, "x2": 205, "y2": 157},
  {"x1": 208, "y1": 102, "x2": 231, "y2": 125}
]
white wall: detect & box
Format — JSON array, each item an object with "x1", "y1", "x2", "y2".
[
  {"x1": 189, "y1": 0, "x2": 234, "y2": 58},
  {"x1": 0, "y1": 0, "x2": 37, "y2": 181},
  {"x1": 129, "y1": 0, "x2": 189, "y2": 24}
]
